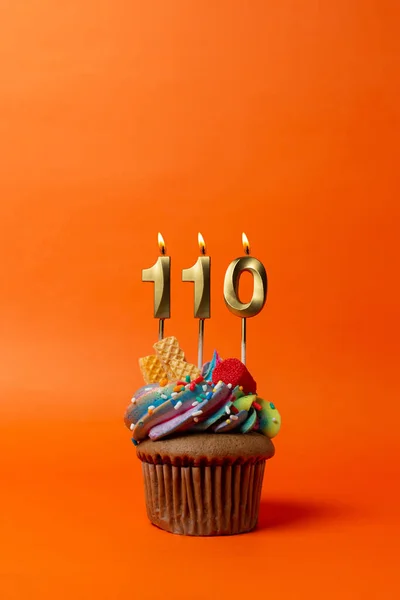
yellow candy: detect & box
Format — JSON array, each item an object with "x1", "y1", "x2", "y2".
[{"x1": 233, "y1": 394, "x2": 256, "y2": 412}]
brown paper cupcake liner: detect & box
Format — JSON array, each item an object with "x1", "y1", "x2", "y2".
[{"x1": 141, "y1": 460, "x2": 266, "y2": 536}]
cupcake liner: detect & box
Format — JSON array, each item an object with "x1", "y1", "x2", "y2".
[{"x1": 141, "y1": 460, "x2": 266, "y2": 536}]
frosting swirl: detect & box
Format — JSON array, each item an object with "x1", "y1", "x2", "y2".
[{"x1": 124, "y1": 355, "x2": 281, "y2": 444}]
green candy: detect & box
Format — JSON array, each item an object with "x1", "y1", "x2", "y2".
[{"x1": 257, "y1": 396, "x2": 281, "y2": 438}]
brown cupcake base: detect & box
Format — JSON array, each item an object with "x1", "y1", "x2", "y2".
[
  {"x1": 137, "y1": 433, "x2": 274, "y2": 536},
  {"x1": 142, "y1": 460, "x2": 266, "y2": 535}
]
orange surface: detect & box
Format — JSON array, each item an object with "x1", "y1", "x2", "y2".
[{"x1": 1, "y1": 1, "x2": 399, "y2": 599}]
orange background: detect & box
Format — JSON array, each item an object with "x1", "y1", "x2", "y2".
[{"x1": 1, "y1": 1, "x2": 399, "y2": 598}]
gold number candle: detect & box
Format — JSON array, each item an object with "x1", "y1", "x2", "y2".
[
  {"x1": 182, "y1": 233, "x2": 211, "y2": 368},
  {"x1": 223, "y1": 233, "x2": 267, "y2": 364},
  {"x1": 142, "y1": 233, "x2": 171, "y2": 340}
]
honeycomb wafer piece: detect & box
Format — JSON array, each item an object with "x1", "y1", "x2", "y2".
[
  {"x1": 166, "y1": 358, "x2": 201, "y2": 381},
  {"x1": 139, "y1": 355, "x2": 167, "y2": 384},
  {"x1": 153, "y1": 336, "x2": 185, "y2": 366}
]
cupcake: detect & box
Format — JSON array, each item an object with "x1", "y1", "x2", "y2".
[{"x1": 124, "y1": 336, "x2": 281, "y2": 536}]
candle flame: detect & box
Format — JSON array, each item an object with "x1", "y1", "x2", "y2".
[
  {"x1": 242, "y1": 232, "x2": 250, "y2": 255},
  {"x1": 158, "y1": 232, "x2": 166, "y2": 255},
  {"x1": 198, "y1": 232, "x2": 206, "y2": 255}
]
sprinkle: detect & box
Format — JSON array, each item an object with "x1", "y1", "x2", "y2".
[
  {"x1": 192, "y1": 401, "x2": 199, "y2": 407},
  {"x1": 177, "y1": 381, "x2": 186, "y2": 386},
  {"x1": 230, "y1": 415, "x2": 239, "y2": 421},
  {"x1": 230, "y1": 405, "x2": 239, "y2": 415},
  {"x1": 139, "y1": 420, "x2": 144, "y2": 426},
  {"x1": 185, "y1": 384, "x2": 191, "y2": 390},
  {"x1": 202, "y1": 384, "x2": 208, "y2": 392},
  {"x1": 129, "y1": 423, "x2": 135, "y2": 430},
  {"x1": 161, "y1": 394, "x2": 168, "y2": 400},
  {"x1": 174, "y1": 400, "x2": 183, "y2": 410},
  {"x1": 206, "y1": 392, "x2": 213, "y2": 400},
  {"x1": 185, "y1": 375, "x2": 191, "y2": 383},
  {"x1": 173, "y1": 385, "x2": 183, "y2": 392},
  {"x1": 239, "y1": 386, "x2": 243, "y2": 391},
  {"x1": 171, "y1": 392, "x2": 178, "y2": 398},
  {"x1": 192, "y1": 410, "x2": 203, "y2": 417},
  {"x1": 200, "y1": 393, "x2": 206, "y2": 399},
  {"x1": 226, "y1": 419, "x2": 231, "y2": 425},
  {"x1": 270, "y1": 402, "x2": 276, "y2": 409},
  {"x1": 131, "y1": 397, "x2": 136, "y2": 404},
  {"x1": 272, "y1": 418, "x2": 278, "y2": 423},
  {"x1": 252, "y1": 401, "x2": 262, "y2": 411},
  {"x1": 207, "y1": 381, "x2": 212, "y2": 385},
  {"x1": 225, "y1": 406, "x2": 231, "y2": 415},
  {"x1": 148, "y1": 405, "x2": 155, "y2": 414},
  {"x1": 145, "y1": 387, "x2": 152, "y2": 391},
  {"x1": 193, "y1": 417, "x2": 199, "y2": 423},
  {"x1": 159, "y1": 378, "x2": 168, "y2": 387},
  {"x1": 196, "y1": 396, "x2": 203, "y2": 403},
  {"x1": 131, "y1": 438, "x2": 138, "y2": 446},
  {"x1": 227, "y1": 383, "x2": 232, "y2": 389},
  {"x1": 194, "y1": 375, "x2": 204, "y2": 384},
  {"x1": 189, "y1": 383, "x2": 196, "y2": 392}
]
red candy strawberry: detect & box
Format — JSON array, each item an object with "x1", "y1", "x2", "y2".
[{"x1": 212, "y1": 358, "x2": 257, "y2": 395}]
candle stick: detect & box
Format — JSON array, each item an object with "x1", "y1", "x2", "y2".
[
  {"x1": 223, "y1": 233, "x2": 267, "y2": 364},
  {"x1": 182, "y1": 233, "x2": 211, "y2": 368},
  {"x1": 142, "y1": 233, "x2": 171, "y2": 340}
]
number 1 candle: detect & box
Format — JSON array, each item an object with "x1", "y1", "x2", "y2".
[
  {"x1": 142, "y1": 233, "x2": 171, "y2": 340},
  {"x1": 223, "y1": 233, "x2": 267, "y2": 364},
  {"x1": 182, "y1": 233, "x2": 211, "y2": 368}
]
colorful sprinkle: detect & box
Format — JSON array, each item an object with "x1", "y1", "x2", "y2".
[
  {"x1": 200, "y1": 393, "x2": 206, "y2": 399},
  {"x1": 272, "y1": 418, "x2": 278, "y2": 423},
  {"x1": 192, "y1": 401, "x2": 199, "y2": 407},
  {"x1": 159, "y1": 378, "x2": 168, "y2": 387},
  {"x1": 270, "y1": 402, "x2": 276, "y2": 409},
  {"x1": 194, "y1": 375, "x2": 204, "y2": 384},
  {"x1": 145, "y1": 387, "x2": 152, "y2": 391},
  {"x1": 227, "y1": 383, "x2": 233, "y2": 389},
  {"x1": 174, "y1": 400, "x2": 183, "y2": 410},
  {"x1": 171, "y1": 392, "x2": 178, "y2": 398},
  {"x1": 131, "y1": 438, "x2": 139, "y2": 446},
  {"x1": 252, "y1": 401, "x2": 262, "y2": 411},
  {"x1": 129, "y1": 423, "x2": 135, "y2": 430},
  {"x1": 185, "y1": 375, "x2": 191, "y2": 383},
  {"x1": 161, "y1": 394, "x2": 168, "y2": 400},
  {"x1": 193, "y1": 417, "x2": 199, "y2": 423},
  {"x1": 239, "y1": 386, "x2": 243, "y2": 391},
  {"x1": 192, "y1": 410, "x2": 203, "y2": 417},
  {"x1": 139, "y1": 421, "x2": 144, "y2": 426},
  {"x1": 230, "y1": 405, "x2": 239, "y2": 415},
  {"x1": 226, "y1": 419, "x2": 231, "y2": 425},
  {"x1": 225, "y1": 406, "x2": 231, "y2": 415},
  {"x1": 177, "y1": 381, "x2": 186, "y2": 386},
  {"x1": 189, "y1": 383, "x2": 196, "y2": 392},
  {"x1": 202, "y1": 385, "x2": 208, "y2": 392},
  {"x1": 131, "y1": 397, "x2": 136, "y2": 404},
  {"x1": 147, "y1": 405, "x2": 155, "y2": 414},
  {"x1": 206, "y1": 392, "x2": 213, "y2": 400},
  {"x1": 230, "y1": 415, "x2": 239, "y2": 421},
  {"x1": 173, "y1": 385, "x2": 185, "y2": 392}
]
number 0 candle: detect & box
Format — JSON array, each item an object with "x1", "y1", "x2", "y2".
[
  {"x1": 182, "y1": 233, "x2": 211, "y2": 368},
  {"x1": 142, "y1": 233, "x2": 171, "y2": 340},
  {"x1": 223, "y1": 233, "x2": 267, "y2": 364}
]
